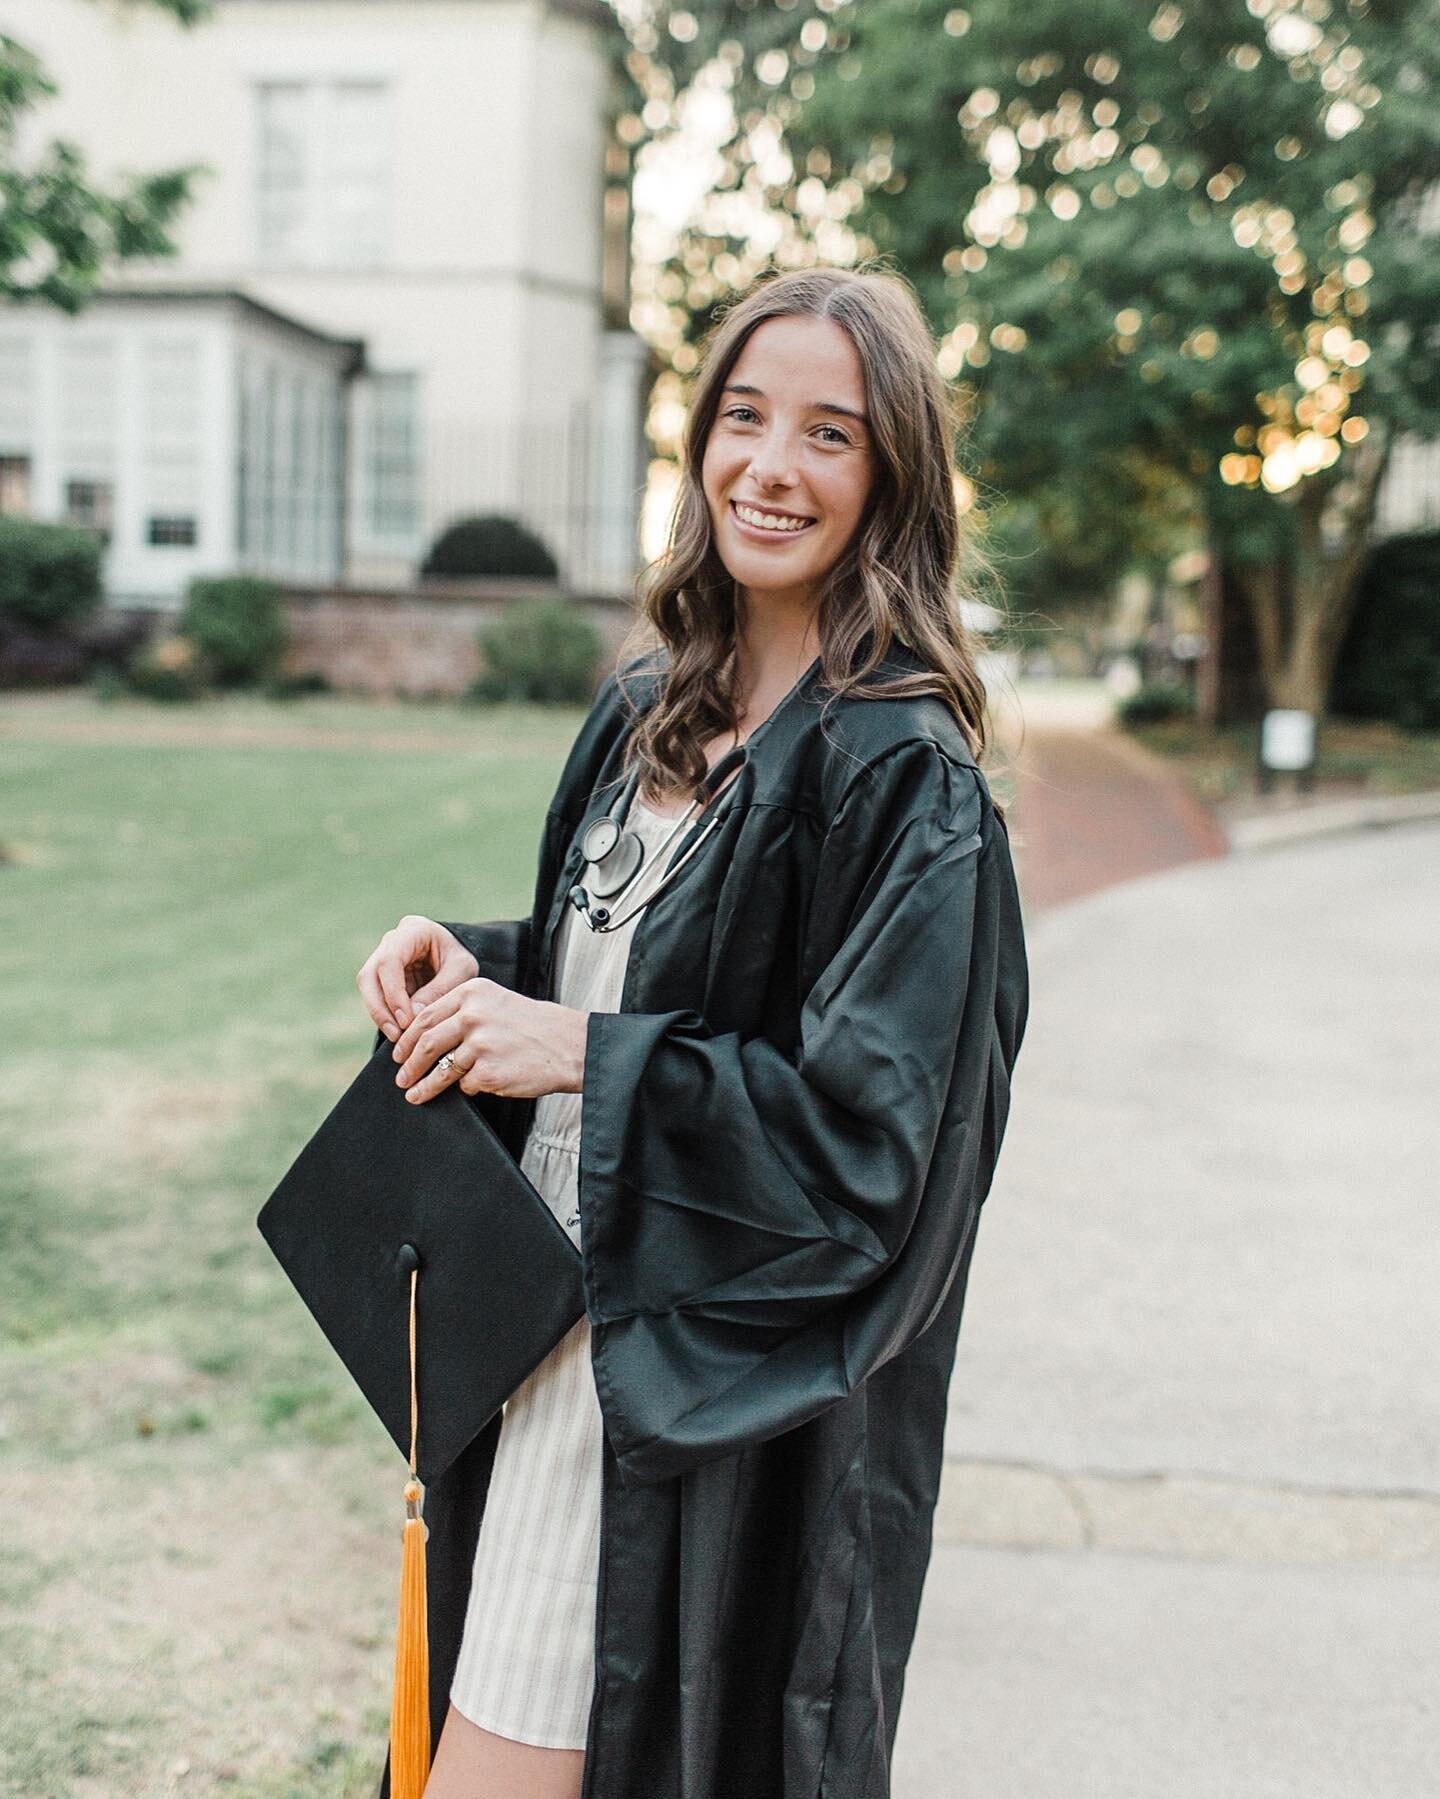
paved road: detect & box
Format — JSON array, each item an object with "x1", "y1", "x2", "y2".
[
  {"x1": 899, "y1": 1544, "x2": 1440, "y2": 1799},
  {"x1": 896, "y1": 818, "x2": 1440, "y2": 1797}
]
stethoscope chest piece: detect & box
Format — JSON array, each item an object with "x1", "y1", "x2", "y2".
[
  {"x1": 569, "y1": 740, "x2": 751, "y2": 933},
  {"x1": 580, "y1": 816, "x2": 621, "y2": 862},
  {"x1": 580, "y1": 818, "x2": 646, "y2": 898}
]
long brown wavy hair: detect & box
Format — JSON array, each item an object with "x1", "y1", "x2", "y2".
[{"x1": 615, "y1": 260, "x2": 999, "y2": 804}]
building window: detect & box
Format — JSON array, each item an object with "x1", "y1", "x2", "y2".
[
  {"x1": 0, "y1": 454, "x2": 30, "y2": 515},
  {"x1": 237, "y1": 378, "x2": 252, "y2": 557},
  {"x1": 256, "y1": 82, "x2": 308, "y2": 264},
  {"x1": 140, "y1": 337, "x2": 202, "y2": 548},
  {"x1": 59, "y1": 338, "x2": 118, "y2": 505},
  {"x1": 0, "y1": 338, "x2": 35, "y2": 455},
  {"x1": 358, "y1": 372, "x2": 422, "y2": 542},
  {"x1": 65, "y1": 479, "x2": 115, "y2": 544},
  {"x1": 255, "y1": 80, "x2": 393, "y2": 268}
]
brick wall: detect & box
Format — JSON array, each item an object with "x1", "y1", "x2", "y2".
[{"x1": 279, "y1": 580, "x2": 644, "y2": 698}]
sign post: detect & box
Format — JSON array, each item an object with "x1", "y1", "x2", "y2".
[{"x1": 1258, "y1": 708, "x2": 1318, "y2": 794}]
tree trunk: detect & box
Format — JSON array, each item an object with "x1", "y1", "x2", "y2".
[{"x1": 1229, "y1": 425, "x2": 1392, "y2": 716}]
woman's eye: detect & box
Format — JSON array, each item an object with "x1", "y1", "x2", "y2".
[
  {"x1": 816, "y1": 425, "x2": 851, "y2": 446},
  {"x1": 725, "y1": 405, "x2": 760, "y2": 424}
]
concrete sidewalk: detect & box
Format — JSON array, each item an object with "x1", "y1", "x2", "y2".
[{"x1": 895, "y1": 817, "x2": 1440, "y2": 1797}]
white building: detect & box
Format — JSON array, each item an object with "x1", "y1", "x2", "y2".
[
  {"x1": 1, "y1": 289, "x2": 364, "y2": 598},
  {"x1": 0, "y1": 0, "x2": 648, "y2": 605}
]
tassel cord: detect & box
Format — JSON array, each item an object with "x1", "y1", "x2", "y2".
[{"x1": 389, "y1": 1263, "x2": 431, "y2": 1799}]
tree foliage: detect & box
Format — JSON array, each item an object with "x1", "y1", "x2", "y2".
[
  {"x1": 1, "y1": 0, "x2": 212, "y2": 307},
  {"x1": 623, "y1": 0, "x2": 1440, "y2": 703}
]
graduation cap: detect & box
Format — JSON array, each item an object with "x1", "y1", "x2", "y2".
[{"x1": 257, "y1": 1037, "x2": 585, "y2": 1796}]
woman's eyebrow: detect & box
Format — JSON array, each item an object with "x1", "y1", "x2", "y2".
[{"x1": 722, "y1": 383, "x2": 870, "y2": 427}]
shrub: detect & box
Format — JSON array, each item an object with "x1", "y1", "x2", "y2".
[
  {"x1": 1118, "y1": 680, "x2": 1194, "y2": 727},
  {"x1": 0, "y1": 620, "x2": 89, "y2": 686},
  {"x1": 126, "y1": 633, "x2": 207, "y2": 702},
  {"x1": 0, "y1": 517, "x2": 103, "y2": 632},
  {"x1": 180, "y1": 575, "x2": 288, "y2": 687},
  {"x1": 1332, "y1": 532, "x2": 1440, "y2": 731},
  {"x1": 262, "y1": 668, "x2": 332, "y2": 701},
  {"x1": 422, "y1": 514, "x2": 559, "y2": 580},
  {"x1": 90, "y1": 665, "x2": 126, "y2": 704},
  {"x1": 469, "y1": 598, "x2": 602, "y2": 705},
  {"x1": 77, "y1": 606, "x2": 154, "y2": 673}
]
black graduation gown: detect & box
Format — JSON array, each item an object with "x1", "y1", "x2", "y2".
[{"x1": 376, "y1": 640, "x2": 1030, "y2": 1799}]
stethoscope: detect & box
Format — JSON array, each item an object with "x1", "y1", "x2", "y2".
[{"x1": 567, "y1": 740, "x2": 750, "y2": 933}]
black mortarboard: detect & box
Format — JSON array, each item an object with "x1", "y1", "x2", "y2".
[
  {"x1": 256, "y1": 1035, "x2": 586, "y2": 1795},
  {"x1": 256, "y1": 1033, "x2": 585, "y2": 1485}
]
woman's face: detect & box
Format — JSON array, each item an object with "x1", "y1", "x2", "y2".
[{"x1": 701, "y1": 314, "x2": 877, "y2": 616}]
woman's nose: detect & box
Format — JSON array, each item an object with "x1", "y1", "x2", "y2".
[{"x1": 747, "y1": 429, "x2": 802, "y2": 488}]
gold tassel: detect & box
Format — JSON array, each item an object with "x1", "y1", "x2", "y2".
[{"x1": 389, "y1": 1263, "x2": 431, "y2": 1799}]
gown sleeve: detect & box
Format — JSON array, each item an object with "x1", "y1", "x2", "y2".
[
  {"x1": 435, "y1": 918, "x2": 531, "y2": 992},
  {"x1": 578, "y1": 737, "x2": 1015, "y2": 1486}
]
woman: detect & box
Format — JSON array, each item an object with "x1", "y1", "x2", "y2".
[{"x1": 357, "y1": 263, "x2": 1029, "y2": 1799}]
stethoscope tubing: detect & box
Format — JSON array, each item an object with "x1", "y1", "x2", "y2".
[
  {"x1": 577, "y1": 808, "x2": 726, "y2": 934},
  {"x1": 570, "y1": 742, "x2": 749, "y2": 933}
]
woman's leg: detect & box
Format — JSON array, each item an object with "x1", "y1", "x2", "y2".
[{"x1": 423, "y1": 1702, "x2": 585, "y2": 1799}]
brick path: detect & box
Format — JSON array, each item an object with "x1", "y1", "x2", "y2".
[{"x1": 1002, "y1": 719, "x2": 1230, "y2": 914}]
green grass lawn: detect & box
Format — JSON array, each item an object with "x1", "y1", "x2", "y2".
[{"x1": 0, "y1": 692, "x2": 584, "y2": 1797}]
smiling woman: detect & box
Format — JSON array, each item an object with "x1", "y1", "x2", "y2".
[
  {"x1": 354, "y1": 263, "x2": 1028, "y2": 1799},
  {"x1": 620, "y1": 261, "x2": 995, "y2": 819}
]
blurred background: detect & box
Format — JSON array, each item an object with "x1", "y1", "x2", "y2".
[{"x1": 1, "y1": 2, "x2": 1436, "y2": 1794}]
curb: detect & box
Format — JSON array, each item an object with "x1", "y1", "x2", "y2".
[{"x1": 1223, "y1": 789, "x2": 1440, "y2": 853}]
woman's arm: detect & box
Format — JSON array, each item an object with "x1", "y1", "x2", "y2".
[{"x1": 576, "y1": 739, "x2": 1026, "y2": 1486}]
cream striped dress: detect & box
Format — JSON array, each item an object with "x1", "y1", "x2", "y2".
[{"x1": 449, "y1": 792, "x2": 690, "y2": 1750}]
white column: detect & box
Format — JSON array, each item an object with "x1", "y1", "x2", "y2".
[{"x1": 587, "y1": 328, "x2": 649, "y2": 597}]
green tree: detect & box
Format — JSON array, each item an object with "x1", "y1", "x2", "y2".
[
  {"x1": 628, "y1": 0, "x2": 1440, "y2": 714},
  {"x1": 1, "y1": 0, "x2": 211, "y2": 309}
]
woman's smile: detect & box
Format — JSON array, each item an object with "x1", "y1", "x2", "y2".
[{"x1": 729, "y1": 498, "x2": 818, "y2": 541}]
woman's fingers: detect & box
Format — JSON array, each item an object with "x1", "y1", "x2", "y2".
[
  {"x1": 391, "y1": 983, "x2": 462, "y2": 1064},
  {"x1": 391, "y1": 980, "x2": 507, "y2": 1103},
  {"x1": 359, "y1": 919, "x2": 480, "y2": 1040},
  {"x1": 358, "y1": 917, "x2": 443, "y2": 1038},
  {"x1": 357, "y1": 948, "x2": 401, "y2": 1042},
  {"x1": 407, "y1": 970, "x2": 458, "y2": 1013},
  {"x1": 395, "y1": 1012, "x2": 470, "y2": 1102},
  {"x1": 376, "y1": 943, "x2": 417, "y2": 1034},
  {"x1": 388, "y1": 984, "x2": 579, "y2": 1105}
]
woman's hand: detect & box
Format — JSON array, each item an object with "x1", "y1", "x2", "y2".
[
  {"x1": 390, "y1": 979, "x2": 590, "y2": 1103},
  {"x1": 357, "y1": 915, "x2": 480, "y2": 1043}
]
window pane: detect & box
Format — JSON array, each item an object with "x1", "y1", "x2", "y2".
[
  {"x1": 364, "y1": 372, "x2": 422, "y2": 540},
  {"x1": 141, "y1": 338, "x2": 202, "y2": 517},
  {"x1": 256, "y1": 82, "x2": 310, "y2": 263},
  {"x1": 65, "y1": 479, "x2": 115, "y2": 543},
  {"x1": 59, "y1": 337, "x2": 118, "y2": 480},
  {"x1": 0, "y1": 336, "x2": 35, "y2": 447},
  {"x1": 0, "y1": 455, "x2": 31, "y2": 516},
  {"x1": 327, "y1": 82, "x2": 392, "y2": 265}
]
